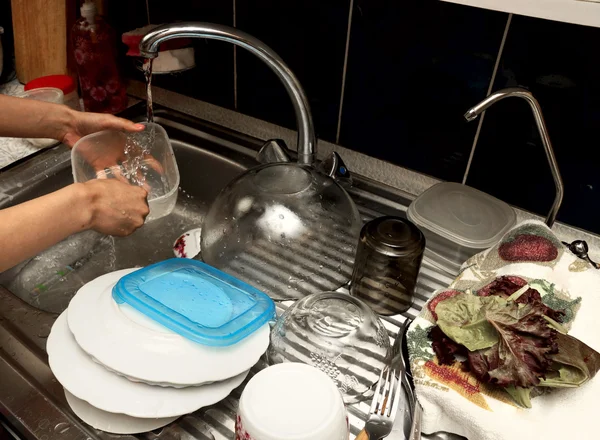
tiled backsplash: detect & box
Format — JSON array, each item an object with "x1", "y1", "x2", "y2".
[{"x1": 106, "y1": 0, "x2": 600, "y2": 235}]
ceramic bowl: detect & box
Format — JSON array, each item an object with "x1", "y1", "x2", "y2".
[{"x1": 236, "y1": 363, "x2": 348, "y2": 440}]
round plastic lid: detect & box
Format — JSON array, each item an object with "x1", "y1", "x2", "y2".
[
  {"x1": 407, "y1": 182, "x2": 516, "y2": 249},
  {"x1": 25, "y1": 75, "x2": 76, "y2": 94},
  {"x1": 16, "y1": 87, "x2": 64, "y2": 104}
]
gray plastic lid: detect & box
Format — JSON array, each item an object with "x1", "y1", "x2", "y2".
[{"x1": 407, "y1": 182, "x2": 516, "y2": 249}]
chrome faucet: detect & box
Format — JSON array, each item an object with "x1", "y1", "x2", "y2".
[
  {"x1": 464, "y1": 87, "x2": 564, "y2": 228},
  {"x1": 139, "y1": 22, "x2": 316, "y2": 166}
]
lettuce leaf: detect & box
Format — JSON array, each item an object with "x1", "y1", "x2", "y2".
[
  {"x1": 484, "y1": 300, "x2": 558, "y2": 388},
  {"x1": 429, "y1": 276, "x2": 600, "y2": 406},
  {"x1": 540, "y1": 333, "x2": 600, "y2": 388},
  {"x1": 435, "y1": 293, "x2": 503, "y2": 351},
  {"x1": 436, "y1": 291, "x2": 558, "y2": 388},
  {"x1": 429, "y1": 325, "x2": 468, "y2": 365},
  {"x1": 505, "y1": 385, "x2": 532, "y2": 408}
]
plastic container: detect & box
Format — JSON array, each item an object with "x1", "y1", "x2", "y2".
[
  {"x1": 16, "y1": 87, "x2": 64, "y2": 148},
  {"x1": 72, "y1": 1, "x2": 127, "y2": 113},
  {"x1": 25, "y1": 75, "x2": 80, "y2": 110},
  {"x1": 407, "y1": 182, "x2": 516, "y2": 274},
  {"x1": 112, "y1": 259, "x2": 276, "y2": 346},
  {"x1": 71, "y1": 122, "x2": 179, "y2": 221}
]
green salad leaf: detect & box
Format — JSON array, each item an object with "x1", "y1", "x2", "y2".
[
  {"x1": 429, "y1": 276, "x2": 600, "y2": 409},
  {"x1": 505, "y1": 386, "x2": 532, "y2": 408},
  {"x1": 435, "y1": 293, "x2": 503, "y2": 351},
  {"x1": 540, "y1": 333, "x2": 600, "y2": 388}
]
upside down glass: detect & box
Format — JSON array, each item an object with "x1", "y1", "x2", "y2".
[
  {"x1": 267, "y1": 292, "x2": 391, "y2": 404},
  {"x1": 350, "y1": 216, "x2": 425, "y2": 315}
]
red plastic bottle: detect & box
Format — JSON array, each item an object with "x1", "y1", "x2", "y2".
[{"x1": 71, "y1": 1, "x2": 127, "y2": 113}]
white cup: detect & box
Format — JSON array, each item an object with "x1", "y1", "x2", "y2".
[{"x1": 236, "y1": 363, "x2": 349, "y2": 440}]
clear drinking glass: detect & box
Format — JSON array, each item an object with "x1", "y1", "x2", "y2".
[{"x1": 267, "y1": 291, "x2": 391, "y2": 403}]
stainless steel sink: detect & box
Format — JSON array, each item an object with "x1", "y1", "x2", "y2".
[{"x1": 0, "y1": 104, "x2": 456, "y2": 440}]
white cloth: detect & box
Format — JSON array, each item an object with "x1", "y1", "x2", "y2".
[{"x1": 408, "y1": 220, "x2": 600, "y2": 440}]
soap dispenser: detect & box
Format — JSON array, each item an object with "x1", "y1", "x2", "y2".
[{"x1": 72, "y1": 0, "x2": 127, "y2": 113}]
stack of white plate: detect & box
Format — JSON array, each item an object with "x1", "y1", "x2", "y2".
[{"x1": 47, "y1": 269, "x2": 270, "y2": 434}]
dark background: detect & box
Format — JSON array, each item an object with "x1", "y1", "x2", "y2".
[{"x1": 2, "y1": 0, "x2": 600, "y2": 235}]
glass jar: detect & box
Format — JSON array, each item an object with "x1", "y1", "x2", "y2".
[{"x1": 350, "y1": 216, "x2": 425, "y2": 315}]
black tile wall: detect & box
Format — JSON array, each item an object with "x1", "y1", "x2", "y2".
[
  {"x1": 105, "y1": 0, "x2": 148, "y2": 84},
  {"x1": 340, "y1": 0, "x2": 507, "y2": 182},
  {"x1": 0, "y1": 0, "x2": 15, "y2": 84},
  {"x1": 147, "y1": 0, "x2": 234, "y2": 109},
  {"x1": 466, "y1": 15, "x2": 600, "y2": 234},
  {"x1": 236, "y1": 0, "x2": 350, "y2": 143},
  {"x1": 107, "y1": 0, "x2": 235, "y2": 110}
]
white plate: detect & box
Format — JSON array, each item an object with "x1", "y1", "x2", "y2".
[
  {"x1": 48, "y1": 312, "x2": 248, "y2": 418},
  {"x1": 66, "y1": 269, "x2": 270, "y2": 386},
  {"x1": 64, "y1": 390, "x2": 178, "y2": 434}
]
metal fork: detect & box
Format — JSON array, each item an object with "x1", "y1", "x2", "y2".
[
  {"x1": 356, "y1": 323, "x2": 408, "y2": 440},
  {"x1": 356, "y1": 352, "x2": 405, "y2": 440}
]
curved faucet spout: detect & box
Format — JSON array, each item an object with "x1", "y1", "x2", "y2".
[
  {"x1": 140, "y1": 22, "x2": 316, "y2": 166},
  {"x1": 464, "y1": 87, "x2": 564, "y2": 228}
]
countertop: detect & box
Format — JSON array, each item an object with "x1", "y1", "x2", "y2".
[{"x1": 0, "y1": 79, "x2": 43, "y2": 168}]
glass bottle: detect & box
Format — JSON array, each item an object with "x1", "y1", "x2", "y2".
[{"x1": 71, "y1": 1, "x2": 127, "y2": 113}]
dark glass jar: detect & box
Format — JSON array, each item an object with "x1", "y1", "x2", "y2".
[{"x1": 350, "y1": 216, "x2": 425, "y2": 315}]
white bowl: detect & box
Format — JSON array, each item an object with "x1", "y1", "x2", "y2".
[{"x1": 236, "y1": 363, "x2": 349, "y2": 440}]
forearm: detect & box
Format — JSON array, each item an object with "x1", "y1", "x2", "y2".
[
  {"x1": 0, "y1": 95, "x2": 74, "y2": 140},
  {"x1": 0, "y1": 184, "x2": 92, "y2": 272}
]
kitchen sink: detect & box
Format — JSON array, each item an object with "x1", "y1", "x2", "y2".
[{"x1": 0, "y1": 103, "x2": 455, "y2": 440}]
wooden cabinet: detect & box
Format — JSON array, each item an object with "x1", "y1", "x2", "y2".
[{"x1": 11, "y1": 0, "x2": 77, "y2": 83}]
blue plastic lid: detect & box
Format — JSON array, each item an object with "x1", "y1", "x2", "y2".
[{"x1": 112, "y1": 259, "x2": 275, "y2": 346}]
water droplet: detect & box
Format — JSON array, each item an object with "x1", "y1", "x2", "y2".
[
  {"x1": 279, "y1": 214, "x2": 284, "y2": 219},
  {"x1": 37, "y1": 324, "x2": 51, "y2": 339},
  {"x1": 54, "y1": 423, "x2": 70, "y2": 434}
]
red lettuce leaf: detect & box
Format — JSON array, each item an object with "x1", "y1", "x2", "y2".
[
  {"x1": 429, "y1": 325, "x2": 468, "y2": 365},
  {"x1": 477, "y1": 276, "x2": 528, "y2": 298},
  {"x1": 477, "y1": 276, "x2": 565, "y2": 323},
  {"x1": 472, "y1": 300, "x2": 558, "y2": 388}
]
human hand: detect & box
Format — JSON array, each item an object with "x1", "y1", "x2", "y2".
[
  {"x1": 59, "y1": 108, "x2": 145, "y2": 147},
  {"x1": 73, "y1": 124, "x2": 164, "y2": 193},
  {"x1": 81, "y1": 179, "x2": 150, "y2": 236}
]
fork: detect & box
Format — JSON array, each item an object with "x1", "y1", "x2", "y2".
[{"x1": 356, "y1": 358, "x2": 404, "y2": 440}]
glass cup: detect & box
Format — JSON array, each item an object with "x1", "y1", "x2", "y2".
[
  {"x1": 267, "y1": 292, "x2": 391, "y2": 403},
  {"x1": 350, "y1": 216, "x2": 425, "y2": 315}
]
